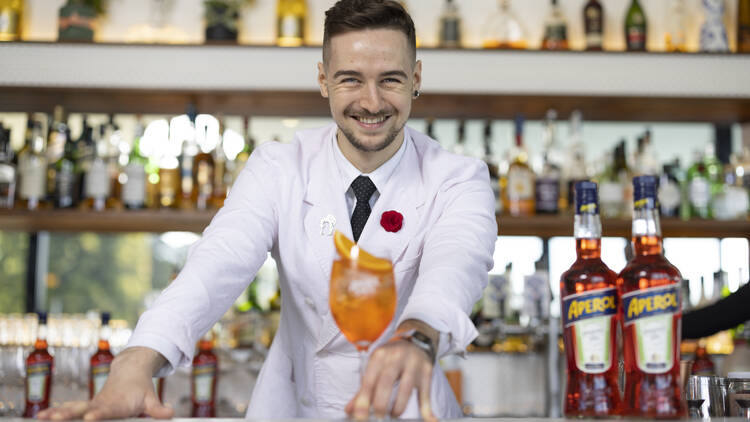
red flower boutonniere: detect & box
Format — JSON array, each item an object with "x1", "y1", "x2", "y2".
[{"x1": 380, "y1": 210, "x2": 403, "y2": 233}]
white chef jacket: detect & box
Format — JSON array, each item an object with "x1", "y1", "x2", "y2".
[{"x1": 126, "y1": 123, "x2": 497, "y2": 418}]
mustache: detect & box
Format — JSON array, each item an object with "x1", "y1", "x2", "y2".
[{"x1": 344, "y1": 105, "x2": 394, "y2": 119}]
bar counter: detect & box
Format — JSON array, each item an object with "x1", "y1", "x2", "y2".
[{"x1": 6, "y1": 418, "x2": 750, "y2": 422}]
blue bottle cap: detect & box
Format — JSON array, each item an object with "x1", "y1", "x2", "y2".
[
  {"x1": 574, "y1": 180, "x2": 598, "y2": 215},
  {"x1": 101, "y1": 311, "x2": 111, "y2": 326},
  {"x1": 633, "y1": 175, "x2": 658, "y2": 209},
  {"x1": 37, "y1": 311, "x2": 47, "y2": 325}
]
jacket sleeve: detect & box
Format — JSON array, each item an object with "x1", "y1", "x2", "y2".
[
  {"x1": 125, "y1": 144, "x2": 280, "y2": 375},
  {"x1": 396, "y1": 159, "x2": 497, "y2": 359}
]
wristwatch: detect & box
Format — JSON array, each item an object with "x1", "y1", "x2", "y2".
[{"x1": 392, "y1": 329, "x2": 436, "y2": 363}]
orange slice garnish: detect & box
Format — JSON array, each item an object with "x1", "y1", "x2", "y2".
[{"x1": 333, "y1": 230, "x2": 392, "y2": 272}]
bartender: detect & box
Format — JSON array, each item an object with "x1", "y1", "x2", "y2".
[{"x1": 38, "y1": 0, "x2": 496, "y2": 420}]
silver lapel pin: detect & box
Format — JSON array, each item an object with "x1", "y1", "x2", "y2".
[{"x1": 320, "y1": 214, "x2": 337, "y2": 236}]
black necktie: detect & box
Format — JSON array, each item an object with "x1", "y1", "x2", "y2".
[{"x1": 350, "y1": 176, "x2": 377, "y2": 242}]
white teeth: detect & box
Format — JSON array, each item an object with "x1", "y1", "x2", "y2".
[{"x1": 358, "y1": 116, "x2": 386, "y2": 124}]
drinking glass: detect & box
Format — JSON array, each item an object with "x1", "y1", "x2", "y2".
[{"x1": 329, "y1": 236, "x2": 396, "y2": 378}]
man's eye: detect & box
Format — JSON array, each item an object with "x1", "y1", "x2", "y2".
[
  {"x1": 341, "y1": 78, "x2": 359, "y2": 84},
  {"x1": 382, "y1": 78, "x2": 401, "y2": 84}
]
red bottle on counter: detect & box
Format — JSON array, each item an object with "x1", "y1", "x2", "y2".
[
  {"x1": 618, "y1": 176, "x2": 686, "y2": 418},
  {"x1": 191, "y1": 331, "x2": 218, "y2": 417},
  {"x1": 24, "y1": 311, "x2": 55, "y2": 418},
  {"x1": 90, "y1": 311, "x2": 115, "y2": 398},
  {"x1": 691, "y1": 342, "x2": 715, "y2": 376},
  {"x1": 560, "y1": 181, "x2": 623, "y2": 416}
]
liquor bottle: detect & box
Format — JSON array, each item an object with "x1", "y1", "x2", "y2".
[
  {"x1": 583, "y1": 0, "x2": 604, "y2": 51},
  {"x1": 699, "y1": 0, "x2": 730, "y2": 53},
  {"x1": 230, "y1": 117, "x2": 255, "y2": 190},
  {"x1": 658, "y1": 161, "x2": 682, "y2": 218},
  {"x1": 24, "y1": 312, "x2": 54, "y2": 418},
  {"x1": 75, "y1": 117, "x2": 95, "y2": 204},
  {"x1": 686, "y1": 150, "x2": 717, "y2": 219},
  {"x1": 691, "y1": 341, "x2": 715, "y2": 375},
  {"x1": 0, "y1": 125, "x2": 16, "y2": 208},
  {"x1": 194, "y1": 127, "x2": 215, "y2": 211},
  {"x1": 191, "y1": 331, "x2": 218, "y2": 417},
  {"x1": 739, "y1": 0, "x2": 750, "y2": 53},
  {"x1": 54, "y1": 126, "x2": 77, "y2": 208},
  {"x1": 18, "y1": 121, "x2": 47, "y2": 210},
  {"x1": 664, "y1": 0, "x2": 688, "y2": 52},
  {"x1": 84, "y1": 126, "x2": 111, "y2": 211},
  {"x1": 46, "y1": 106, "x2": 68, "y2": 201},
  {"x1": 103, "y1": 116, "x2": 124, "y2": 210},
  {"x1": 482, "y1": 0, "x2": 527, "y2": 49},
  {"x1": 122, "y1": 120, "x2": 147, "y2": 209},
  {"x1": 211, "y1": 120, "x2": 230, "y2": 209},
  {"x1": 536, "y1": 110, "x2": 561, "y2": 214},
  {"x1": 633, "y1": 130, "x2": 659, "y2": 176},
  {"x1": 276, "y1": 0, "x2": 306, "y2": 47},
  {"x1": 618, "y1": 176, "x2": 686, "y2": 418},
  {"x1": 541, "y1": 0, "x2": 568, "y2": 51},
  {"x1": 0, "y1": 0, "x2": 23, "y2": 41},
  {"x1": 438, "y1": 0, "x2": 461, "y2": 48},
  {"x1": 598, "y1": 142, "x2": 629, "y2": 218},
  {"x1": 15, "y1": 116, "x2": 34, "y2": 167},
  {"x1": 482, "y1": 120, "x2": 501, "y2": 213},
  {"x1": 90, "y1": 312, "x2": 114, "y2": 398},
  {"x1": 452, "y1": 119, "x2": 466, "y2": 156},
  {"x1": 179, "y1": 107, "x2": 199, "y2": 210},
  {"x1": 505, "y1": 115, "x2": 534, "y2": 216},
  {"x1": 625, "y1": 0, "x2": 647, "y2": 51},
  {"x1": 564, "y1": 110, "x2": 587, "y2": 211},
  {"x1": 560, "y1": 181, "x2": 622, "y2": 417}
]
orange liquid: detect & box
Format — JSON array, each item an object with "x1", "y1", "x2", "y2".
[
  {"x1": 329, "y1": 259, "x2": 396, "y2": 351},
  {"x1": 89, "y1": 339, "x2": 114, "y2": 398},
  {"x1": 482, "y1": 40, "x2": 527, "y2": 49},
  {"x1": 560, "y1": 238, "x2": 623, "y2": 417},
  {"x1": 191, "y1": 339, "x2": 218, "y2": 417},
  {"x1": 24, "y1": 338, "x2": 54, "y2": 417},
  {"x1": 617, "y1": 235, "x2": 685, "y2": 418}
]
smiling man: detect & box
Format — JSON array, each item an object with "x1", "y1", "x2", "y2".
[{"x1": 38, "y1": 1, "x2": 496, "y2": 421}]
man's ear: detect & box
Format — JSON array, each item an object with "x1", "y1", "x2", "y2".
[
  {"x1": 317, "y1": 62, "x2": 329, "y2": 98},
  {"x1": 412, "y1": 60, "x2": 422, "y2": 94}
]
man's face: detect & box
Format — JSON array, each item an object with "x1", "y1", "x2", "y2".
[{"x1": 318, "y1": 28, "x2": 421, "y2": 153}]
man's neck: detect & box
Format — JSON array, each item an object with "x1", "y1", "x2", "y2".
[{"x1": 336, "y1": 129, "x2": 405, "y2": 174}]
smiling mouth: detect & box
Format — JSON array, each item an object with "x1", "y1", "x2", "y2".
[{"x1": 352, "y1": 115, "x2": 390, "y2": 128}]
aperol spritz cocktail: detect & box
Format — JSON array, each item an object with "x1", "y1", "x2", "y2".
[{"x1": 329, "y1": 231, "x2": 396, "y2": 360}]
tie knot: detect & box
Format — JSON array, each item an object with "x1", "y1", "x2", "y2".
[{"x1": 351, "y1": 176, "x2": 377, "y2": 203}]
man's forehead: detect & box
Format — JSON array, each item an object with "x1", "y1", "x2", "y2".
[{"x1": 326, "y1": 28, "x2": 412, "y2": 69}]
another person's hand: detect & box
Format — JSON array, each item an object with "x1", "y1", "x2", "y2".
[
  {"x1": 37, "y1": 347, "x2": 173, "y2": 421},
  {"x1": 345, "y1": 326, "x2": 438, "y2": 421}
]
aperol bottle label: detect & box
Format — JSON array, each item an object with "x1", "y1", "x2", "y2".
[
  {"x1": 26, "y1": 362, "x2": 51, "y2": 402},
  {"x1": 622, "y1": 284, "x2": 680, "y2": 374},
  {"x1": 562, "y1": 287, "x2": 617, "y2": 374},
  {"x1": 193, "y1": 363, "x2": 217, "y2": 403},
  {"x1": 91, "y1": 363, "x2": 110, "y2": 396}
]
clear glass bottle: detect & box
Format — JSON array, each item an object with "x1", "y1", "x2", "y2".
[
  {"x1": 123, "y1": 119, "x2": 147, "y2": 209},
  {"x1": 276, "y1": 0, "x2": 306, "y2": 47},
  {"x1": 438, "y1": 0, "x2": 461, "y2": 48},
  {"x1": 505, "y1": 115, "x2": 535, "y2": 216},
  {"x1": 618, "y1": 175, "x2": 686, "y2": 418},
  {"x1": 179, "y1": 107, "x2": 199, "y2": 210},
  {"x1": 84, "y1": 125, "x2": 111, "y2": 211},
  {"x1": 699, "y1": 0, "x2": 730, "y2": 53},
  {"x1": 535, "y1": 109, "x2": 562, "y2": 214},
  {"x1": 194, "y1": 126, "x2": 215, "y2": 211},
  {"x1": 18, "y1": 121, "x2": 47, "y2": 210},
  {"x1": 665, "y1": 0, "x2": 688, "y2": 52},
  {"x1": 541, "y1": 0, "x2": 569, "y2": 51},
  {"x1": 0, "y1": 125, "x2": 16, "y2": 208},
  {"x1": 561, "y1": 181, "x2": 623, "y2": 416},
  {"x1": 482, "y1": 120, "x2": 501, "y2": 214},
  {"x1": 482, "y1": 0, "x2": 527, "y2": 49}
]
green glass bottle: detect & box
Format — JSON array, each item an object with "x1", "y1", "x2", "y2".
[{"x1": 625, "y1": 0, "x2": 647, "y2": 51}]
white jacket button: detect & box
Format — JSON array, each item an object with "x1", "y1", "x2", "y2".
[
  {"x1": 300, "y1": 396, "x2": 312, "y2": 407},
  {"x1": 304, "y1": 297, "x2": 315, "y2": 308}
]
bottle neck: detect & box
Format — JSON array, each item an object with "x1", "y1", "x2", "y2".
[
  {"x1": 199, "y1": 338, "x2": 213, "y2": 353},
  {"x1": 35, "y1": 322, "x2": 48, "y2": 349},
  {"x1": 98, "y1": 325, "x2": 111, "y2": 351},
  {"x1": 632, "y1": 206, "x2": 663, "y2": 255},
  {"x1": 574, "y1": 213, "x2": 602, "y2": 259}
]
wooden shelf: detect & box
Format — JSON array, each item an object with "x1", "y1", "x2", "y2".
[
  {"x1": 1, "y1": 42, "x2": 749, "y2": 122},
  {"x1": 1, "y1": 209, "x2": 747, "y2": 238}
]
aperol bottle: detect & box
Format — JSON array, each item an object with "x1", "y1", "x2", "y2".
[
  {"x1": 191, "y1": 331, "x2": 218, "y2": 417},
  {"x1": 560, "y1": 181, "x2": 623, "y2": 417},
  {"x1": 617, "y1": 175, "x2": 685, "y2": 418},
  {"x1": 90, "y1": 312, "x2": 114, "y2": 398},
  {"x1": 24, "y1": 311, "x2": 54, "y2": 417}
]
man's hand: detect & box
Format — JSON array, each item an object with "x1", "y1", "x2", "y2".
[
  {"x1": 345, "y1": 320, "x2": 439, "y2": 422},
  {"x1": 37, "y1": 347, "x2": 173, "y2": 421}
]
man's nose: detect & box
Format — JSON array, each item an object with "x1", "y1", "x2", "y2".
[{"x1": 359, "y1": 82, "x2": 384, "y2": 114}]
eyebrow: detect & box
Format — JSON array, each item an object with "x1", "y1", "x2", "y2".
[{"x1": 332, "y1": 70, "x2": 409, "y2": 79}]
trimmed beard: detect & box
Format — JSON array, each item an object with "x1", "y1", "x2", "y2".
[{"x1": 339, "y1": 124, "x2": 403, "y2": 153}]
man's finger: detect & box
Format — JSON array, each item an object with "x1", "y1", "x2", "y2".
[
  {"x1": 417, "y1": 362, "x2": 437, "y2": 422},
  {"x1": 370, "y1": 357, "x2": 403, "y2": 418},
  {"x1": 83, "y1": 398, "x2": 137, "y2": 422},
  {"x1": 390, "y1": 360, "x2": 418, "y2": 417},
  {"x1": 38, "y1": 401, "x2": 89, "y2": 420},
  {"x1": 143, "y1": 392, "x2": 174, "y2": 419},
  {"x1": 352, "y1": 348, "x2": 388, "y2": 419}
]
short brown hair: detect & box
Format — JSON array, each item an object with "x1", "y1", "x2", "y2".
[{"x1": 322, "y1": 0, "x2": 416, "y2": 65}]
